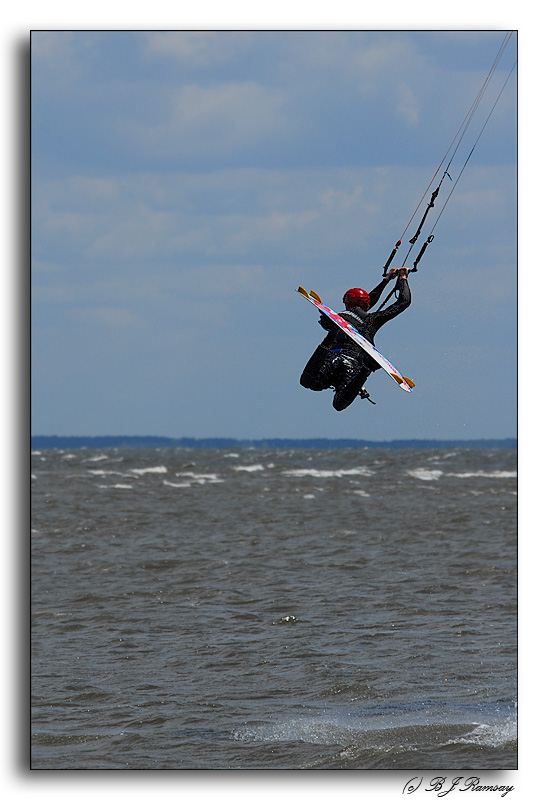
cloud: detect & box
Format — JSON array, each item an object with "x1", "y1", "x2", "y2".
[
  {"x1": 32, "y1": 284, "x2": 78, "y2": 305},
  {"x1": 320, "y1": 184, "x2": 364, "y2": 209},
  {"x1": 340, "y1": 36, "x2": 427, "y2": 124},
  {"x1": 27, "y1": 169, "x2": 325, "y2": 265},
  {"x1": 119, "y1": 81, "x2": 290, "y2": 160},
  {"x1": 144, "y1": 31, "x2": 240, "y2": 67},
  {"x1": 30, "y1": 31, "x2": 517, "y2": 441},
  {"x1": 396, "y1": 82, "x2": 420, "y2": 126},
  {"x1": 353, "y1": 38, "x2": 421, "y2": 88},
  {"x1": 31, "y1": 31, "x2": 516, "y2": 179},
  {"x1": 32, "y1": 162, "x2": 515, "y2": 281},
  {"x1": 73, "y1": 306, "x2": 140, "y2": 329},
  {"x1": 31, "y1": 31, "x2": 78, "y2": 78}
]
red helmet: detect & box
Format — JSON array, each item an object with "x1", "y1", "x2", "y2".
[{"x1": 343, "y1": 287, "x2": 370, "y2": 309}]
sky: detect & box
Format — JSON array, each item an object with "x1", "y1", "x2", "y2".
[
  {"x1": 6, "y1": 11, "x2": 543, "y2": 797},
  {"x1": 30, "y1": 29, "x2": 517, "y2": 441}
]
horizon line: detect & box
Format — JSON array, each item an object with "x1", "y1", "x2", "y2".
[{"x1": 31, "y1": 435, "x2": 517, "y2": 450}]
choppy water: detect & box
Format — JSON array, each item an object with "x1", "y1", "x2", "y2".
[{"x1": 31, "y1": 446, "x2": 517, "y2": 769}]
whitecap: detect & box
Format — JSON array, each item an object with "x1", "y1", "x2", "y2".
[
  {"x1": 88, "y1": 469, "x2": 132, "y2": 477},
  {"x1": 163, "y1": 480, "x2": 192, "y2": 488},
  {"x1": 448, "y1": 470, "x2": 517, "y2": 479},
  {"x1": 130, "y1": 466, "x2": 168, "y2": 475},
  {"x1": 232, "y1": 464, "x2": 265, "y2": 472},
  {"x1": 175, "y1": 472, "x2": 223, "y2": 484},
  {"x1": 407, "y1": 468, "x2": 444, "y2": 481},
  {"x1": 283, "y1": 467, "x2": 374, "y2": 478},
  {"x1": 237, "y1": 702, "x2": 517, "y2": 752},
  {"x1": 98, "y1": 484, "x2": 134, "y2": 490},
  {"x1": 447, "y1": 717, "x2": 517, "y2": 749}
]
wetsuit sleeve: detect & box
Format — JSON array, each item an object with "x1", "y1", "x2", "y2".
[
  {"x1": 367, "y1": 278, "x2": 390, "y2": 309},
  {"x1": 369, "y1": 276, "x2": 411, "y2": 333},
  {"x1": 317, "y1": 315, "x2": 338, "y2": 347}
]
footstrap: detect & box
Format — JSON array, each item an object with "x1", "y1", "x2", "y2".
[{"x1": 359, "y1": 389, "x2": 376, "y2": 404}]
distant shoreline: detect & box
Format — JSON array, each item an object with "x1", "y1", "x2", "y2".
[{"x1": 31, "y1": 435, "x2": 517, "y2": 450}]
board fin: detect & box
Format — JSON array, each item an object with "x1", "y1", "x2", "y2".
[
  {"x1": 297, "y1": 286, "x2": 310, "y2": 298},
  {"x1": 391, "y1": 373, "x2": 415, "y2": 389},
  {"x1": 309, "y1": 290, "x2": 322, "y2": 302}
]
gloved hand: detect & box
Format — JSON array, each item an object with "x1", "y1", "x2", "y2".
[{"x1": 319, "y1": 315, "x2": 336, "y2": 331}]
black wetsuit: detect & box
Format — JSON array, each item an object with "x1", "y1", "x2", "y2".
[{"x1": 300, "y1": 276, "x2": 411, "y2": 410}]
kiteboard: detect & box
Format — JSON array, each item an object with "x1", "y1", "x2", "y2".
[{"x1": 297, "y1": 286, "x2": 414, "y2": 393}]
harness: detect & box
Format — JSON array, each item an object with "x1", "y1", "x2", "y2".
[{"x1": 331, "y1": 309, "x2": 365, "y2": 351}]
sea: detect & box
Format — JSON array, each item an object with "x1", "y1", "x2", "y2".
[{"x1": 31, "y1": 446, "x2": 517, "y2": 771}]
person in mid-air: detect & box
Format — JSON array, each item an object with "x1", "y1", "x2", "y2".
[{"x1": 300, "y1": 267, "x2": 411, "y2": 411}]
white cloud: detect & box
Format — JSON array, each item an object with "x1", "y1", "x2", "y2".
[
  {"x1": 89, "y1": 205, "x2": 178, "y2": 260},
  {"x1": 144, "y1": 31, "x2": 240, "y2": 66},
  {"x1": 32, "y1": 284, "x2": 78, "y2": 304},
  {"x1": 122, "y1": 81, "x2": 289, "y2": 158},
  {"x1": 34, "y1": 163, "x2": 515, "y2": 271},
  {"x1": 73, "y1": 306, "x2": 140, "y2": 329},
  {"x1": 320, "y1": 185, "x2": 365, "y2": 210},
  {"x1": 396, "y1": 82, "x2": 420, "y2": 127},
  {"x1": 31, "y1": 31, "x2": 77, "y2": 71},
  {"x1": 287, "y1": 34, "x2": 427, "y2": 128},
  {"x1": 31, "y1": 31, "x2": 97, "y2": 92}
]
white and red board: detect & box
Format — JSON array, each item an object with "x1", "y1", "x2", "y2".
[{"x1": 297, "y1": 286, "x2": 414, "y2": 393}]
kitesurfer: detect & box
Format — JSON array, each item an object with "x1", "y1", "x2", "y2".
[{"x1": 300, "y1": 267, "x2": 411, "y2": 410}]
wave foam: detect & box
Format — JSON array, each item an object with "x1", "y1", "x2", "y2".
[
  {"x1": 447, "y1": 717, "x2": 517, "y2": 749},
  {"x1": 174, "y1": 472, "x2": 224, "y2": 484},
  {"x1": 409, "y1": 468, "x2": 516, "y2": 481},
  {"x1": 88, "y1": 469, "x2": 132, "y2": 477},
  {"x1": 449, "y1": 470, "x2": 517, "y2": 479},
  {"x1": 235, "y1": 701, "x2": 517, "y2": 753},
  {"x1": 283, "y1": 467, "x2": 374, "y2": 478},
  {"x1": 408, "y1": 468, "x2": 444, "y2": 481},
  {"x1": 235, "y1": 717, "x2": 353, "y2": 746}
]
